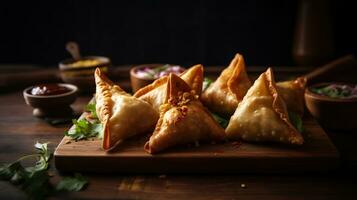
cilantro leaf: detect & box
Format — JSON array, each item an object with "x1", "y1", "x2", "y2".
[
  {"x1": 85, "y1": 103, "x2": 98, "y2": 119},
  {"x1": 56, "y1": 173, "x2": 88, "y2": 192},
  {"x1": 0, "y1": 142, "x2": 89, "y2": 199},
  {"x1": 211, "y1": 112, "x2": 229, "y2": 128},
  {"x1": 0, "y1": 142, "x2": 54, "y2": 199},
  {"x1": 66, "y1": 102, "x2": 103, "y2": 141},
  {"x1": 65, "y1": 119, "x2": 102, "y2": 141},
  {"x1": 21, "y1": 170, "x2": 53, "y2": 200},
  {"x1": 0, "y1": 162, "x2": 26, "y2": 184},
  {"x1": 288, "y1": 111, "x2": 304, "y2": 133},
  {"x1": 203, "y1": 77, "x2": 214, "y2": 92},
  {"x1": 33, "y1": 142, "x2": 51, "y2": 171}
]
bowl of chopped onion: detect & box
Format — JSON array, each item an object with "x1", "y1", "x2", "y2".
[
  {"x1": 305, "y1": 82, "x2": 357, "y2": 130},
  {"x1": 130, "y1": 64, "x2": 185, "y2": 92}
]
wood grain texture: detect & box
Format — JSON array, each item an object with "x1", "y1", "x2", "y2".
[
  {"x1": 54, "y1": 113, "x2": 339, "y2": 173},
  {"x1": 1, "y1": 66, "x2": 356, "y2": 199}
]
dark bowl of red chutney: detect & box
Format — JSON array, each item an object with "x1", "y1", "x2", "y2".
[{"x1": 23, "y1": 83, "x2": 78, "y2": 118}]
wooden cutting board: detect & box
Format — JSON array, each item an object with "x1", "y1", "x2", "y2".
[{"x1": 54, "y1": 115, "x2": 339, "y2": 173}]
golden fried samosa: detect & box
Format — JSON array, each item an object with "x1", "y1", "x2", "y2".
[
  {"x1": 225, "y1": 68, "x2": 304, "y2": 145},
  {"x1": 201, "y1": 53, "x2": 251, "y2": 117},
  {"x1": 134, "y1": 64, "x2": 204, "y2": 113},
  {"x1": 276, "y1": 77, "x2": 307, "y2": 117},
  {"x1": 144, "y1": 74, "x2": 225, "y2": 154},
  {"x1": 95, "y1": 68, "x2": 159, "y2": 150}
]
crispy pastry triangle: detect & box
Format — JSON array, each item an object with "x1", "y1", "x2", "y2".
[
  {"x1": 95, "y1": 68, "x2": 159, "y2": 150},
  {"x1": 144, "y1": 74, "x2": 225, "y2": 154},
  {"x1": 225, "y1": 68, "x2": 304, "y2": 145},
  {"x1": 134, "y1": 64, "x2": 204, "y2": 113},
  {"x1": 277, "y1": 77, "x2": 307, "y2": 117},
  {"x1": 201, "y1": 53, "x2": 251, "y2": 117}
]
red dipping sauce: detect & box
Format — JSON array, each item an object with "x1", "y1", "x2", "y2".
[{"x1": 30, "y1": 84, "x2": 71, "y2": 96}]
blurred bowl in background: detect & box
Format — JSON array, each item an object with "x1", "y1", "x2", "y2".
[
  {"x1": 130, "y1": 64, "x2": 185, "y2": 93},
  {"x1": 59, "y1": 56, "x2": 111, "y2": 93},
  {"x1": 305, "y1": 82, "x2": 357, "y2": 131}
]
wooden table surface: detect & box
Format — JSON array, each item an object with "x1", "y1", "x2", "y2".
[{"x1": 0, "y1": 66, "x2": 356, "y2": 199}]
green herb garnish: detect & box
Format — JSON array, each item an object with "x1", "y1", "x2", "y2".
[
  {"x1": 152, "y1": 64, "x2": 170, "y2": 74},
  {"x1": 65, "y1": 103, "x2": 103, "y2": 140},
  {"x1": 65, "y1": 119, "x2": 102, "y2": 140},
  {"x1": 85, "y1": 103, "x2": 98, "y2": 119},
  {"x1": 311, "y1": 84, "x2": 356, "y2": 98},
  {"x1": 203, "y1": 77, "x2": 214, "y2": 92},
  {"x1": 0, "y1": 142, "x2": 88, "y2": 199},
  {"x1": 56, "y1": 173, "x2": 88, "y2": 192},
  {"x1": 288, "y1": 111, "x2": 303, "y2": 133},
  {"x1": 211, "y1": 112, "x2": 229, "y2": 128},
  {"x1": 0, "y1": 142, "x2": 51, "y2": 184}
]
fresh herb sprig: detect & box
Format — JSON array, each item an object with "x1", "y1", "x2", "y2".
[
  {"x1": 85, "y1": 103, "x2": 98, "y2": 119},
  {"x1": 211, "y1": 112, "x2": 229, "y2": 129},
  {"x1": 0, "y1": 142, "x2": 88, "y2": 200},
  {"x1": 65, "y1": 119, "x2": 102, "y2": 140},
  {"x1": 203, "y1": 77, "x2": 214, "y2": 92},
  {"x1": 56, "y1": 173, "x2": 88, "y2": 192},
  {"x1": 65, "y1": 103, "x2": 103, "y2": 140},
  {"x1": 311, "y1": 84, "x2": 355, "y2": 99},
  {"x1": 288, "y1": 111, "x2": 304, "y2": 133}
]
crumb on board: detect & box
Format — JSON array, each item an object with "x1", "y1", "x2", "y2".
[
  {"x1": 241, "y1": 183, "x2": 247, "y2": 188},
  {"x1": 65, "y1": 140, "x2": 71, "y2": 144}
]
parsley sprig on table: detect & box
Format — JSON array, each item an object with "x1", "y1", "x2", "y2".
[
  {"x1": 0, "y1": 142, "x2": 88, "y2": 200},
  {"x1": 56, "y1": 173, "x2": 88, "y2": 192},
  {"x1": 65, "y1": 103, "x2": 103, "y2": 140}
]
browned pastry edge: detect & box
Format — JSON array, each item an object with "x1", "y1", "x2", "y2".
[
  {"x1": 144, "y1": 74, "x2": 223, "y2": 154},
  {"x1": 265, "y1": 68, "x2": 304, "y2": 145},
  {"x1": 95, "y1": 68, "x2": 113, "y2": 149},
  {"x1": 227, "y1": 53, "x2": 251, "y2": 100}
]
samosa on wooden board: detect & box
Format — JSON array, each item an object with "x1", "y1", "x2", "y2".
[
  {"x1": 225, "y1": 68, "x2": 304, "y2": 145},
  {"x1": 134, "y1": 64, "x2": 204, "y2": 113},
  {"x1": 202, "y1": 53, "x2": 251, "y2": 117},
  {"x1": 95, "y1": 68, "x2": 159, "y2": 150},
  {"x1": 145, "y1": 74, "x2": 225, "y2": 154}
]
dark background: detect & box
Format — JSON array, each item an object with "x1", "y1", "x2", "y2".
[{"x1": 0, "y1": 0, "x2": 356, "y2": 67}]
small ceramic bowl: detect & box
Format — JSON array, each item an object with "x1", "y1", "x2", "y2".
[
  {"x1": 130, "y1": 64, "x2": 184, "y2": 93},
  {"x1": 59, "y1": 56, "x2": 111, "y2": 93},
  {"x1": 23, "y1": 83, "x2": 78, "y2": 118},
  {"x1": 305, "y1": 82, "x2": 357, "y2": 130}
]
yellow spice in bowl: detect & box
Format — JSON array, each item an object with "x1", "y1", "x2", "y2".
[{"x1": 68, "y1": 59, "x2": 102, "y2": 68}]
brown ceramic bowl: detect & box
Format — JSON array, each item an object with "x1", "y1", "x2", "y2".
[
  {"x1": 59, "y1": 56, "x2": 111, "y2": 93},
  {"x1": 23, "y1": 83, "x2": 78, "y2": 118},
  {"x1": 305, "y1": 82, "x2": 357, "y2": 130},
  {"x1": 130, "y1": 64, "x2": 184, "y2": 93}
]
